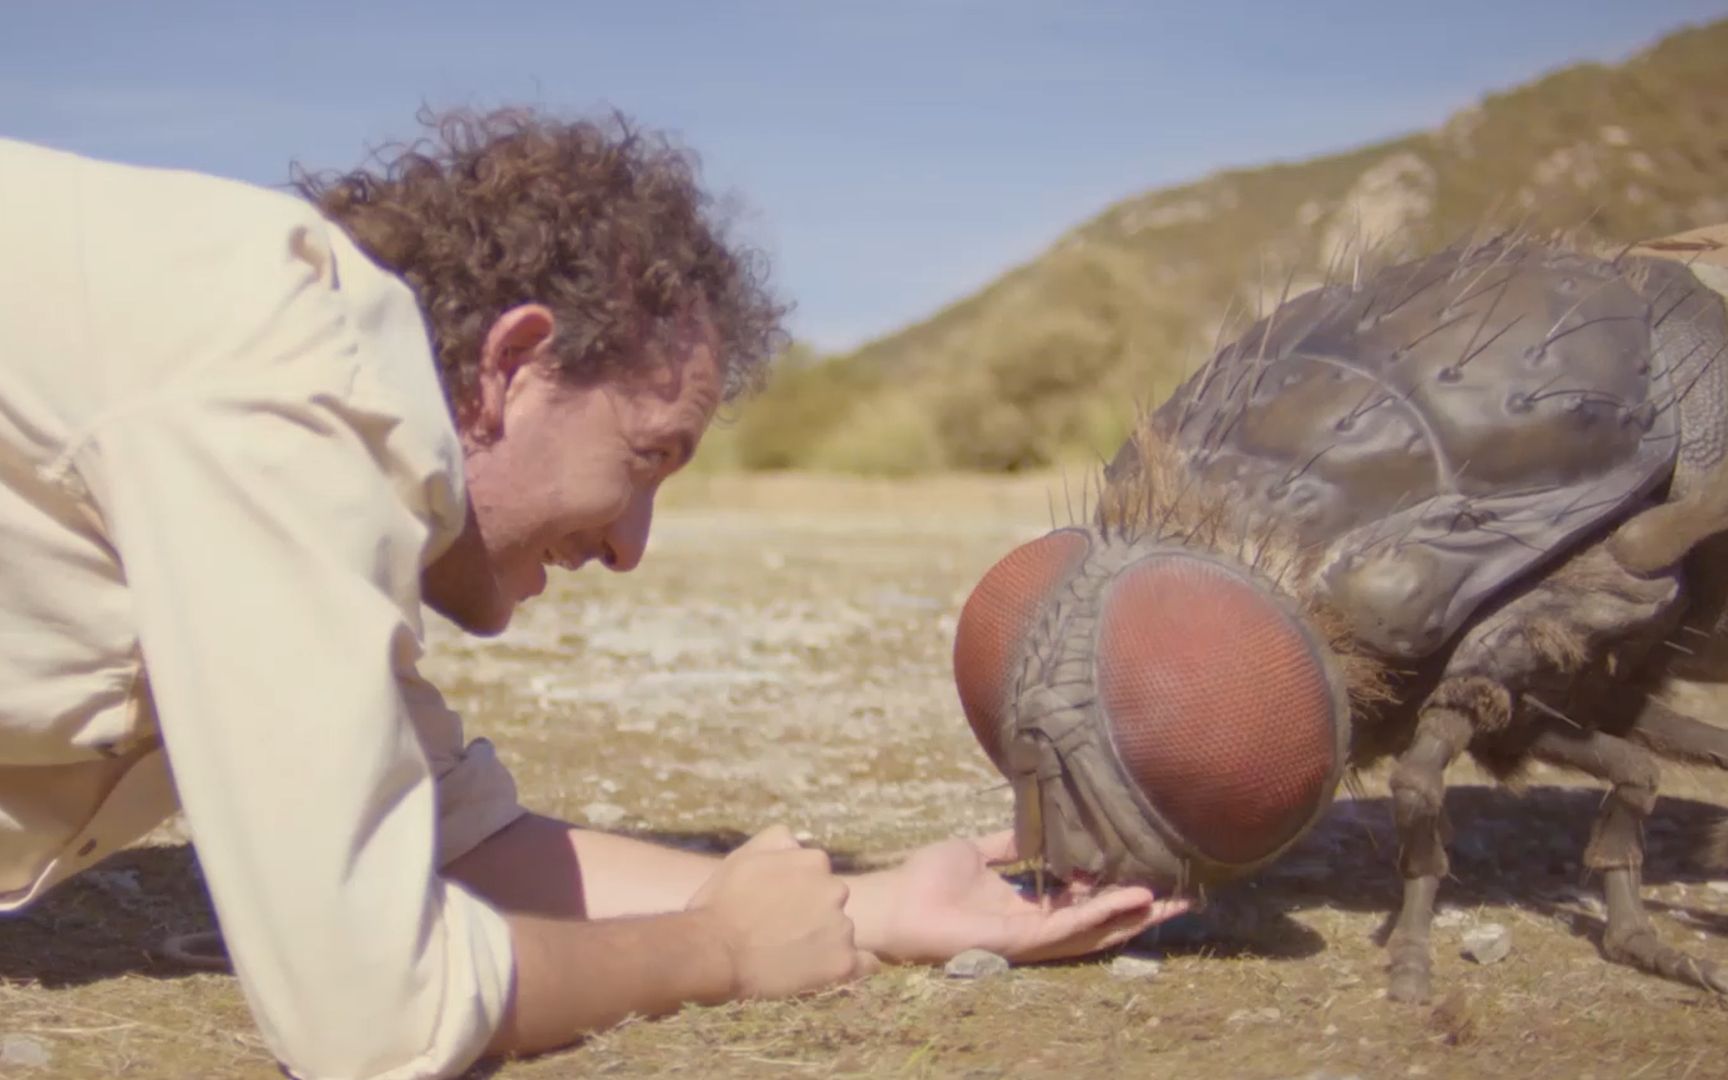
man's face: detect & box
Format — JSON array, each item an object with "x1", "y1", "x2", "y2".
[{"x1": 424, "y1": 307, "x2": 723, "y2": 635}]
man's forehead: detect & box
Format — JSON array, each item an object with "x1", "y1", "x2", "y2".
[{"x1": 633, "y1": 331, "x2": 724, "y2": 427}]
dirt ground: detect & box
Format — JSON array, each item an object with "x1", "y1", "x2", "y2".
[{"x1": 3, "y1": 472, "x2": 1727, "y2": 1080}]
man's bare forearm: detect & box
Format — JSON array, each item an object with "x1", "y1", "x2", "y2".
[
  {"x1": 483, "y1": 906, "x2": 736, "y2": 1057},
  {"x1": 446, "y1": 812, "x2": 725, "y2": 918},
  {"x1": 447, "y1": 812, "x2": 903, "y2": 934},
  {"x1": 447, "y1": 817, "x2": 737, "y2": 1056},
  {"x1": 448, "y1": 814, "x2": 882, "y2": 1060}
]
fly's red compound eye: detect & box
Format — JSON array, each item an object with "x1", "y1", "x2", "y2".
[
  {"x1": 1095, "y1": 555, "x2": 1342, "y2": 866},
  {"x1": 952, "y1": 530, "x2": 1089, "y2": 767}
]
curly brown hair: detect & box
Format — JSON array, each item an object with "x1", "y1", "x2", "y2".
[{"x1": 291, "y1": 105, "x2": 787, "y2": 414}]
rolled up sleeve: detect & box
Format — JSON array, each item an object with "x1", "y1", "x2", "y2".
[
  {"x1": 77, "y1": 375, "x2": 514, "y2": 1079},
  {"x1": 399, "y1": 671, "x2": 526, "y2": 869}
]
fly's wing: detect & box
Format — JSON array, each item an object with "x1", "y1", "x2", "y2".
[
  {"x1": 1607, "y1": 228, "x2": 1728, "y2": 573},
  {"x1": 1135, "y1": 239, "x2": 1681, "y2": 659}
]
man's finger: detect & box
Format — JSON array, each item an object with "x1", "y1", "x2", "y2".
[
  {"x1": 736, "y1": 823, "x2": 801, "y2": 855},
  {"x1": 1027, "y1": 887, "x2": 1158, "y2": 941},
  {"x1": 1058, "y1": 890, "x2": 1191, "y2": 947},
  {"x1": 1092, "y1": 909, "x2": 1165, "y2": 952},
  {"x1": 1087, "y1": 885, "x2": 1158, "y2": 916},
  {"x1": 1056, "y1": 888, "x2": 1154, "y2": 932},
  {"x1": 1010, "y1": 895, "x2": 1164, "y2": 963},
  {"x1": 852, "y1": 949, "x2": 884, "y2": 979},
  {"x1": 1048, "y1": 882, "x2": 1154, "y2": 915},
  {"x1": 969, "y1": 830, "x2": 1019, "y2": 864}
]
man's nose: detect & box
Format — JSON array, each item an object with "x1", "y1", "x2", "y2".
[{"x1": 600, "y1": 488, "x2": 655, "y2": 572}]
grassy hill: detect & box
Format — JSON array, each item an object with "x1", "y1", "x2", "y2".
[{"x1": 712, "y1": 17, "x2": 1728, "y2": 474}]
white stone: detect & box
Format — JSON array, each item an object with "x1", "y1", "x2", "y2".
[
  {"x1": 1109, "y1": 955, "x2": 1164, "y2": 980},
  {"x1": 1554, "y1": 886, "x2": 1606, "y2": 919},
  {"x1": 87, "y1": 867, "x2": 142, "y2": 900},
  {"x1": 1461, "y1": 923, "x2": 1513, "y2": 965},
  {"x1": 0, "y1": 1036, "x2": 50, "y2": 1070},
  {"x1": 580, "y1": 801, "x2": 628, "y2": 829},
  {"x1": 944, "y1": 948, "x2": 1009, "y2": 979}
]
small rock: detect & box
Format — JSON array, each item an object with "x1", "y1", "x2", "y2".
[
  {"x1": 944, "y1": 948, "x2": 1009, "y2": 979},
  {"x1": 0, "y1": 1036, "x2": 51, "y2": 1070},
  {"x1": 1461, "y1": 923, "x2": 1512, "y2": 965},
  {"x1": 1433, "y1": 906, "x2": 1467, "y2": 929},
  {"x1": 1706, "y1": 880, "x2": 1728, "y2": 896},
  {"x1": 580, "y1": 801, "x2": 628, "y2": 829},
  {"x1": 87, "y1": 868, "x2": 143, "y2": 901},
  {"x1": 1227, "y1": 1006, "x2": 1283, "y2": 1024},
  {"x1": 1670, "y1": 909, "x2": 1711, "y2": 928},
  {"x1": 1109, "y1": 955, "x2": 1163, "y2": 979},
  {"x1": 1453, "y1": 831, "x2": 1494, "y2": 864},
  {"x1": 1555, "y1": 886, "x2": 1607, "y2": 919}
]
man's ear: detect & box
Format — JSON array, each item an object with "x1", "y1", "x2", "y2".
[{"x1": 467, "y1": 304, "x2": 557, "y2": 441}]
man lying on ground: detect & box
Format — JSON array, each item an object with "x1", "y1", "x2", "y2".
[{"x1": 0, "y1": 107, "x2": 1186, "y2": 1080}]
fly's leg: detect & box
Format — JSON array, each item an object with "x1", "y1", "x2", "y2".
[
  {"x1": 1385, "y1": 704, "x2": 1474, "y2": 1003},
  {"x1": 1529, "y1": 725, "x2": 1728, "y2": 994}
]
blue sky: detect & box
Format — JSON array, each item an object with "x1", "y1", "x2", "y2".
[{"x1": 3, "y1": 1, "x2": 1723, "y2": 351}]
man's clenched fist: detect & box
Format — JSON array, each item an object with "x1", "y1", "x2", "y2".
[{"x1": 688, "y1": 824, "x2": 880, "y2": 1000}]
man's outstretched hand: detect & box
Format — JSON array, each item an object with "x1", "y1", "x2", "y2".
[{"x1": 846, "y1": 831, "x2": 1189, "y2": 967}]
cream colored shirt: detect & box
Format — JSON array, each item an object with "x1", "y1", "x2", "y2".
[{"x1": 0, "y1": 138, "x2": 522, "y2": 1080}]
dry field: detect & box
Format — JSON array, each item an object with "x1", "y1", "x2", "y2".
[{"x1": 3, "y1": 472, "x2": 1727, "y2": 1080}]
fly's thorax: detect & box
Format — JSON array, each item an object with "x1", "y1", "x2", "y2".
[{"x1": 1132, "y1": 238, "x2": 1690, "y2": 663}]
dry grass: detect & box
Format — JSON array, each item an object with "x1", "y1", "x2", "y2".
[{"x1": 3, "y1": 472, "x2": 1727, "y2": 1079}]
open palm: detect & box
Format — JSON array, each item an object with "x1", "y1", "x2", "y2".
[{"x1": 861, "y1": 831, "x2": 1189, "y2": 966}]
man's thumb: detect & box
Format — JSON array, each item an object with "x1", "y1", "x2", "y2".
[{"x1": 735, "y1": 823, "x2": 801, "y2": 855}]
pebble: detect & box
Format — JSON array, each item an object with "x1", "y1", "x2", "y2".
[
  {"x1": 1706, "y1": 881, "x2": 1728, "y2": 896},
  {"x1": 580, "y1": 801, "x2": 628, "y2": 829},
  {"x1": 1452, "y1": 832, "x2": 1493, "y2": 864},
  {"x1": 1109, "y1": 955, "x2": 1164, "y2": 980},
  {"x1": 1552, "y1": 885, "x2": 1606, "y2": 918},
  {"x1": 87, "y1": 868, "x2": 143, "y2": 903},
  {"x1": 1461, "y1": 923, "x2": 1513, "y2": 965},
  {"x1": 1432, "y1": 906, "x2": 1467, "y2": 929},
  {"x1": 0, "y1": 1036, "x2": 51, "y2": 1070},
  {"x1": 88, "y1": 867, "x2": 141, "y2": 892},
  {"x1": 944, "y1": 948, "x2": 1009, "y2": 979}
]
